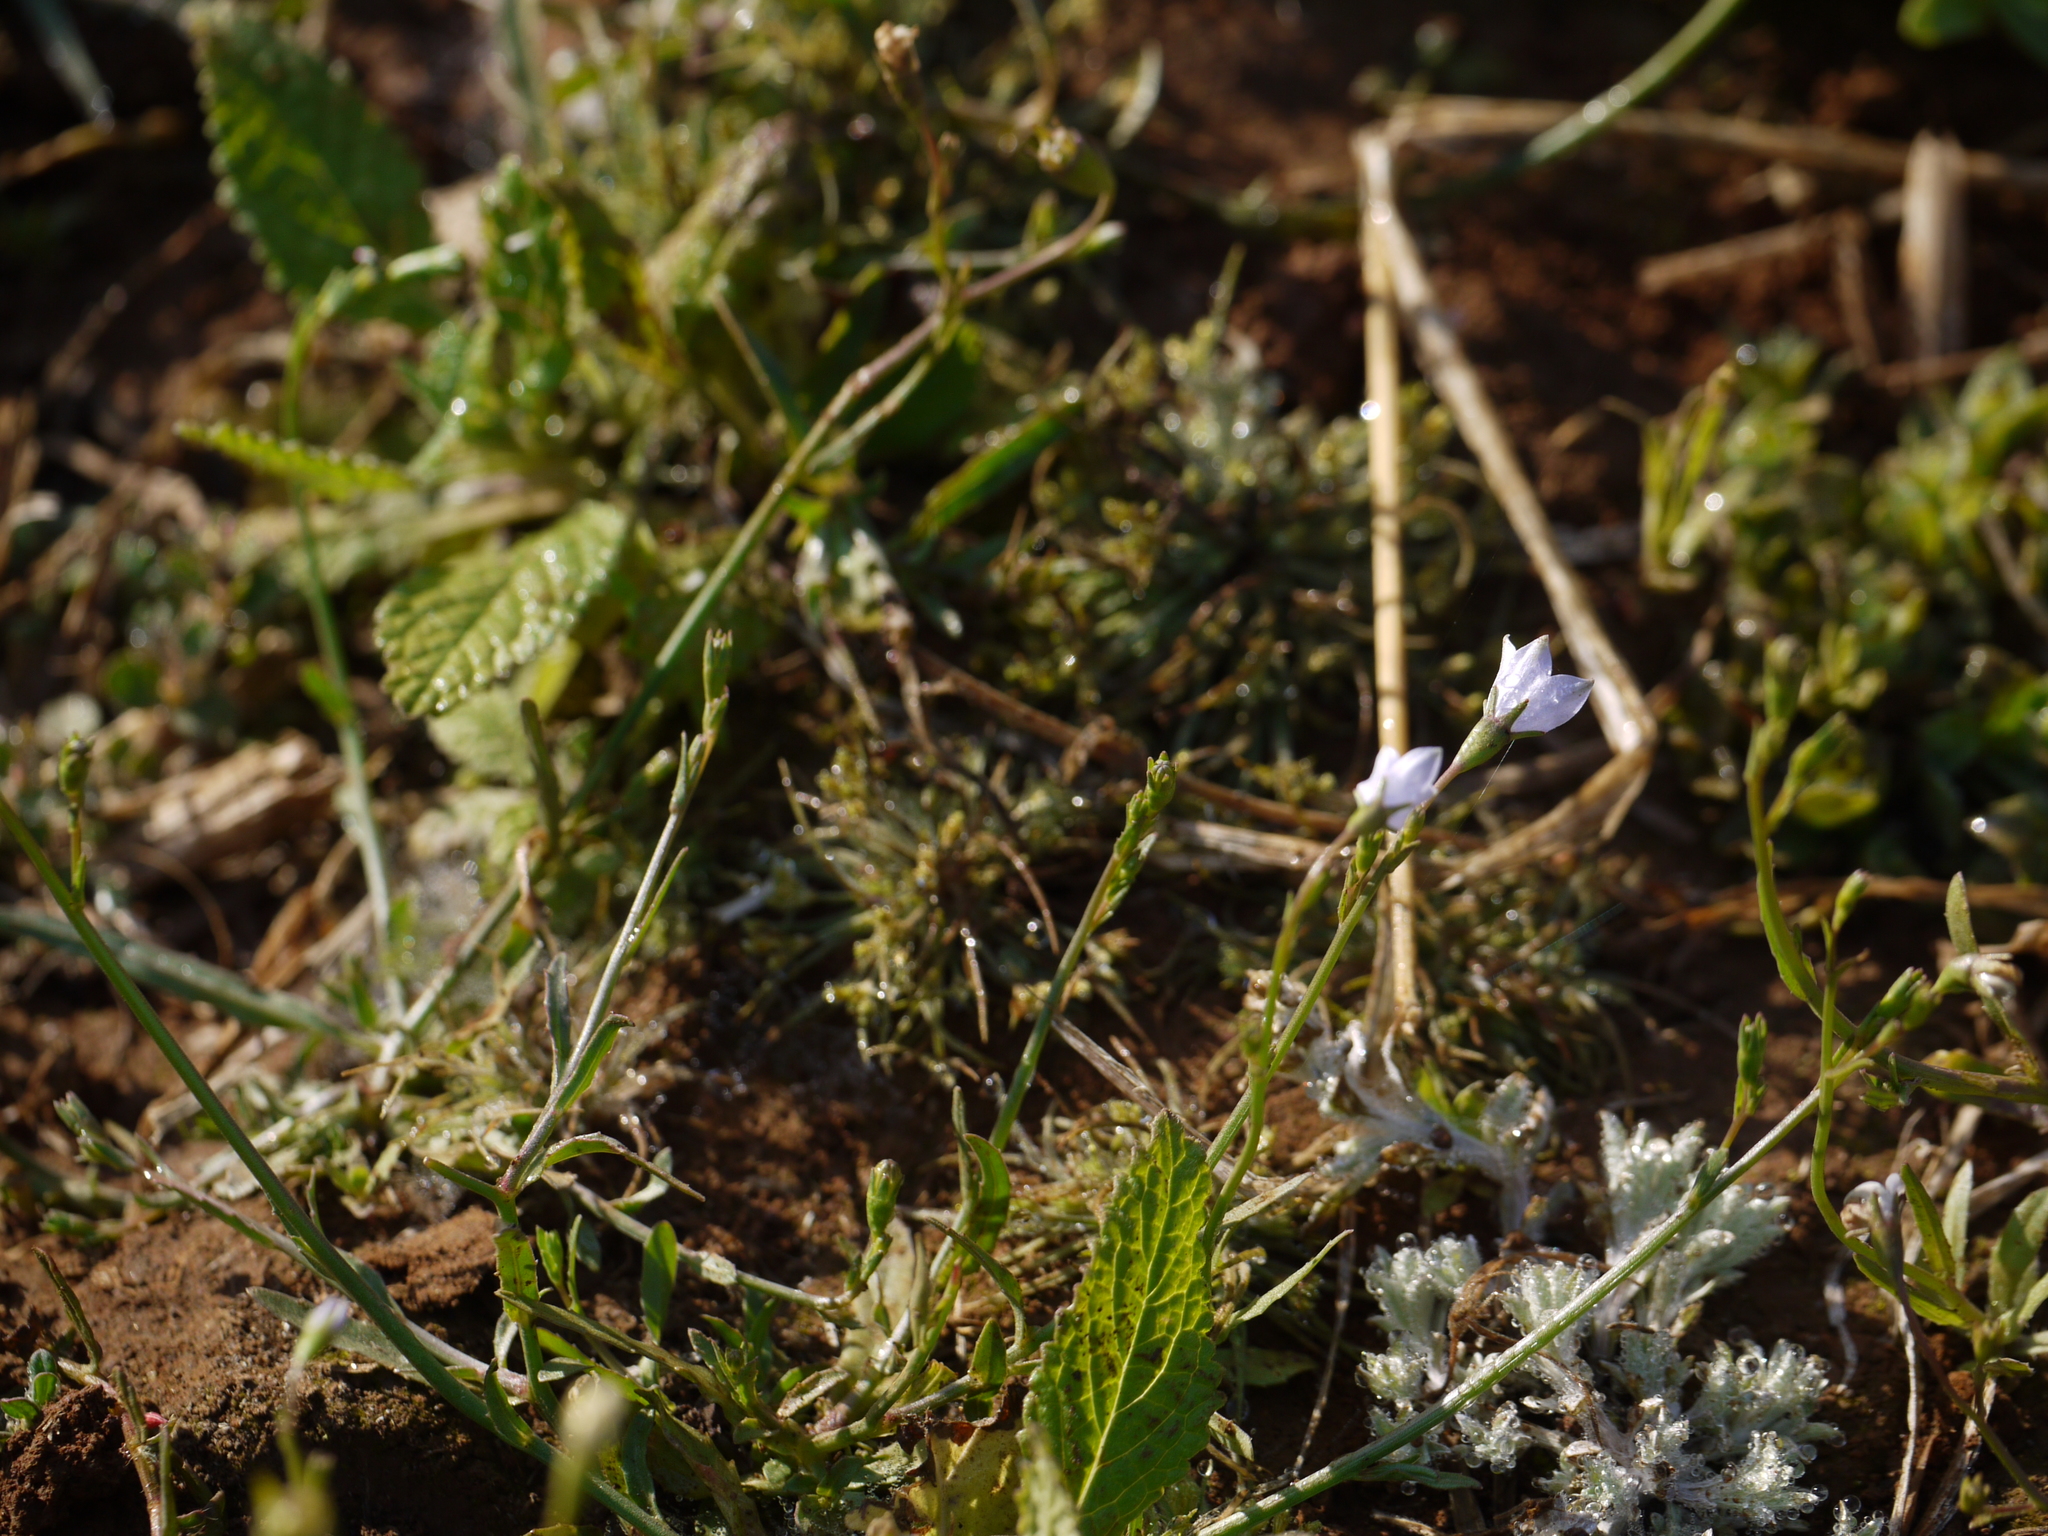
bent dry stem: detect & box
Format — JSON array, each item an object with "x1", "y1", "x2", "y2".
[{"x1": 0, "y1": 787, "x2": 683, "y2": 1536}]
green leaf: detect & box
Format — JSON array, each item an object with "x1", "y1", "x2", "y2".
[
  {"x1": 248, "y1": 1287, "x2": 417, "y2": 1378},
  {"x1": 1899, "y1": 1166, "x2": 1955, "y2": 1284},
  {"x1": 1899, "y1": 0, "x2": 1995, "y2": 45},
  {"x1": 1231, "y1": 1229, "x2": 1348, "y2": 1328},
  {"x1": 374, "y1": 500, "x2": 630, "y2": 716},
  {"x1": 542, "y1": 1134, "x2": 702, "y2": 1202},
  {"x1": 1942, "y1": 1160, "x2": 1974, "y2": 1271},
  {"x1": 1992, "y1": 0, "x2": 2048, "y2": 68},
  {"x1": 177, "y1": 420, "x2": 413, "y2": 500},
  {"x1": 643, "y1": 1221, "x2": 679, "y2": 1344},
  {"x1": 189, "y1": 9, "x2": 430, "y2": 298},
  {"x1": 906, "y1": 408, "x2": 1072, "y2": 543},
  {"x1": 961, "y1": 1131, "x2": 1012, "y2": 1254},
  {"x1": 1990, "y1": 1188, "x2": 2048, "y2": 1315},
  {"x1": 1025, "y1": 1116, "x2": 1221, "y2": 1536}
]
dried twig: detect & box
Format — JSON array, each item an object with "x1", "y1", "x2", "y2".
[
  {"x1": 1359, "y1": 132, "x2": 1422, "y2": 1034},
  {"x1": 1357, "y1": 127, "x2": 1659, "y2": 887},
  {"x1": 1899, "y1": 131, "x2": 1970, "y2": 362},
  {"x1": 1387, "y1": 97, "x2": 2048, "y2": 195}
]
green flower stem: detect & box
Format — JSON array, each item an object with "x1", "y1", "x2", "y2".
[
  {"x1": 1208, "y1": 809, "x2": 1378, "y2": 1232},
  {"x1": 987, "y1": 854, "x2": 1128, "y2": 1153},
  {"x1": 1205, "y1": 822, "x2": 1417, "y2": 1188},
  {"x1": 1510, "y1": 0, "x2": 1752, "y2": 172},
  {"x1": 0, "y1": 787, "x2": 680, "y2": 1536},
  {"x1": 1191, "y1": 1081, "x2": 1823, "y2": 1536},
  {"x1": 575, "y1": 191, "x2": 1114, "y2": 808},
  {"x1": 987, "y1": 753, "x2": 1172, "y2": 1151},
  {"x1": 500, "y1": 751, "x2": 694, "y2": 1197}
]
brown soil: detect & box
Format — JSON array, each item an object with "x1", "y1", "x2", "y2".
[{"x1": 5, "y1": 0, "x2": 2048, "y2": 1531}]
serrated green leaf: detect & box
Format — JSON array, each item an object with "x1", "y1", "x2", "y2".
[
  {"x1": 1025, "y1": 1116, "x2": 1221, "y2": 1536},
  {"x1": 177, "y1": 420, "x2": 412, "y2": 500},
  {"x1": 375, "y1": 500, "x2": 629, "y2": 715},
  {"x1": 189, "y1": 9, "x2": 430, "y2": 298}
]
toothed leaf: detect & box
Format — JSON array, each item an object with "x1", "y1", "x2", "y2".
[
  {"x1": 1025, "y1": 1115, "x2": 1220, "y2": 1536},
  {"x1": 177, "y1": 420, "x2": 413, "y2": 500},
  {"x1": 190, "y1": 9, "x2": 430, "y2": 298},
  {"x1": 374, "y1": 500, "x2": 629, "y2": 715}
]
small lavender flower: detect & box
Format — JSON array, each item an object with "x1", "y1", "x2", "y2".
[
  {"x1": 1845, "y1": 1171, "x2": 1904, "y2": 1227},
  {"x1": 1452, "y1": 635, "x2": 1596, "y2": 772},
  {"x1": 292, "y1": 1296, "x2": 353, "y2": 1368},
  {"x1": 1354, "y1": 745, "x2": 1442, "y2": 831}
]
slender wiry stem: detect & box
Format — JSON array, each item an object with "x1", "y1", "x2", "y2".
[
  {"x1": 1205, "y1": 822, "x2": 1416, "y2": 1187},
  {"x1": 1207, "y1": 809, "x2": 1372, "y2": 1232}
]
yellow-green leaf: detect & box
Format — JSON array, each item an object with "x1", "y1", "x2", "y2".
[{"x1": 374, "y1": 501, "x2": 629, "y2": 716}]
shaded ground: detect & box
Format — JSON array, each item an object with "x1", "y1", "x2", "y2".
[{"x1": 4, "y1": 0, "x2": 2047, "y2": 1530}]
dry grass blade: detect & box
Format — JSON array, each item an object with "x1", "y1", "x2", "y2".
[{"x1": 1899, "y1": 131, "x2": 1969, "y2": 363}]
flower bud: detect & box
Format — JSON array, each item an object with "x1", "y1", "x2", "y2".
[
  {"x1": 1762, "y1": 634, "x2": 1806, "y2": 725},
  {"x1": 866, "y1": 1158, "x2": 903, "y2": 1238},
  {"x1": 874, "y1": 23, "x2": 921, "y2": 84},
  {"x1": 292, "y1": 1296, "x2": 352, "y2": 1368},
  {"x1": 57, "y1": 734, "x2": 91, "y2": 803}
]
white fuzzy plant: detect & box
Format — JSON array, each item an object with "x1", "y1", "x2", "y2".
[{"x1": 1342, "y1": 1113, "x2": 1876, "y2": 1536}]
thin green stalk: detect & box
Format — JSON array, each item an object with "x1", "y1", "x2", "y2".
[
  {"x1": 0, "y1": 787, "x2": 679, "y2": 1536},
  {"x1": 1192, "y1": 1083, "x2": 1823, "y2": 1536},
  {"x1": 500, "y1": 773, "x2": 691, "y2": 1196},
  {"x1": 988, "y1": 856, "x2": 1126, "y2": 1153},
  {"x1": 1205, "y1": 823, "x2": 1416, "y2": 1181},
  {"x1": 574, "y1": 192, "x2": 1114, "y2": 806},
  {"x1": 988, "y1": 754, "x2": 1174, "y2": 1151},
  {"x1": 1209, "y1": 814, "x2": 1384, "y2": 1231},
  {"x1": 281, "y1": 286, "x2": 397, "y2": 993},
  {"x1": 1511, "y1": 0, "x2": 1752, "y2": 171}
]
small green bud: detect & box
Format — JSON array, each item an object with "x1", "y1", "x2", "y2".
[
  {"x1": 1733, "y1": 1014, "x2": 1768, "y2": 1124},
  {"x1": 1450, "y1": 715, "x2": 1510, "y2": 774},
  {"x1": 702, "y1": 628, "x2": 733, "y2": 710},
  {"x1": 866, "y1": 1159, "x2": 903, "y2": 1238},
  {"x1": 57, "y1": 734, "x2": 91, "y2": 802},
  {"x1": 1832, "y1": 870, "x2": 1870, "y2": 933},
  {"x1": 55, "y1": 1093, "x2": 135, "y2": 1173},
  {"x1": 1761, "y1": 635, "x2": 1806, "y2": 724}
]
